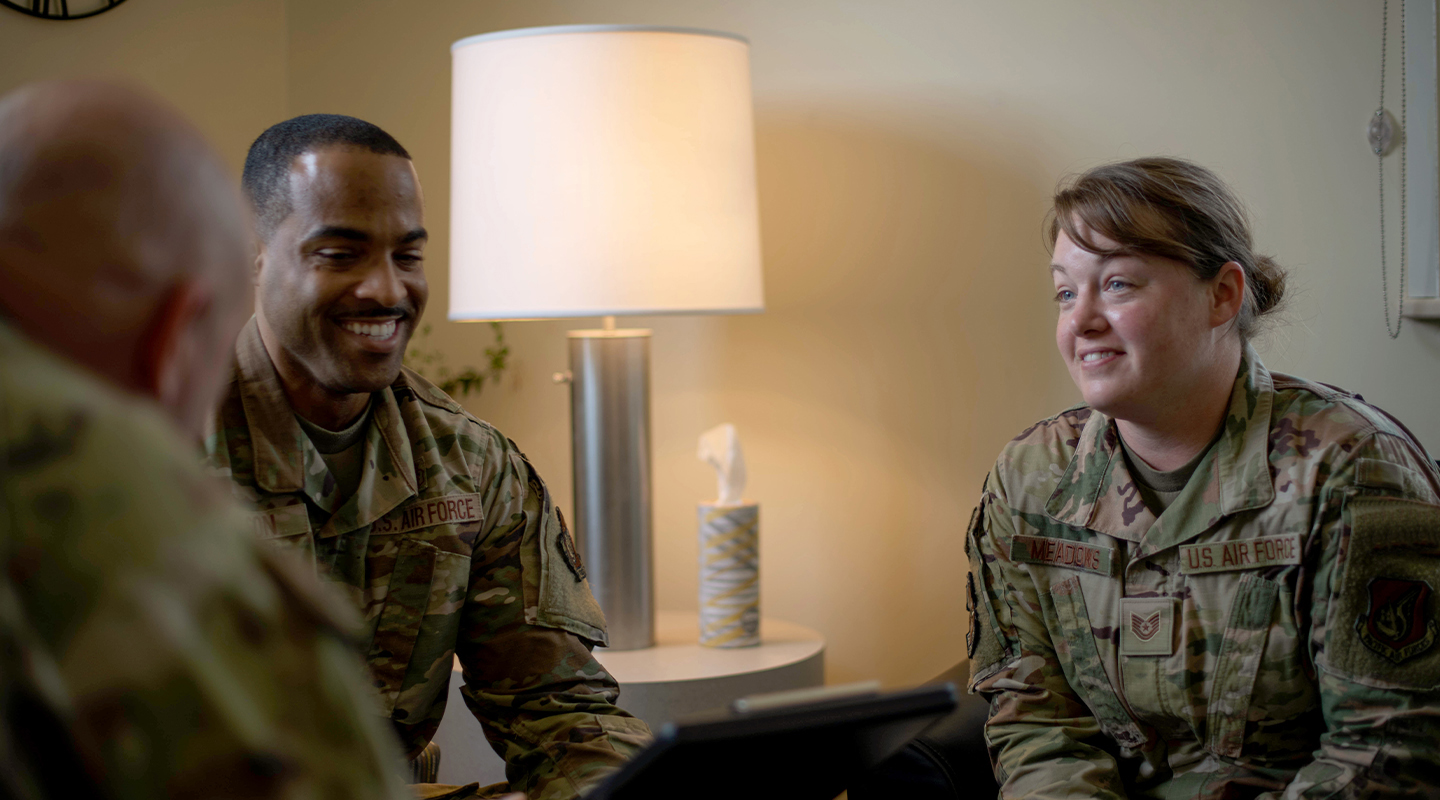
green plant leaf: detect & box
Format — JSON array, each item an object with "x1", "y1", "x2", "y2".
[{"x1": 404, "y1": 321, "x2": 507, "y2": 399}]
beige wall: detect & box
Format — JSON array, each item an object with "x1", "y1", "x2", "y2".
[
  {"x1": 287, "y1": 0, "x2": 1440, "y2": 687},
  {"x1": 8, "y1": 0, "x2": 1439, "y2": 689},
  {"x1": 0, "y1": 0, "x2": 287, "y2": 175}
]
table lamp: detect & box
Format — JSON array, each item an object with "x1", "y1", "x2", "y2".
[{"x1": 449, "y1": 25, "x2": 764, "y2": 650}]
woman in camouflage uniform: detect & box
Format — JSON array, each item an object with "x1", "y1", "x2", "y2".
[{"x1": 966, "y1": 157, "x2": 1440, "y2": 799}]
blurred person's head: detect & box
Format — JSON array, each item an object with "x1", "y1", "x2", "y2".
[
  {"x1": 242, "y1": 115, "x2": 427, "y2": 420},
  {"x1": 0, "y1": 80, "x2": 254, "y2": 439}
]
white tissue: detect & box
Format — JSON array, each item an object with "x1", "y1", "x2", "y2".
[{"x1": 698, "y1": 423, "x2": 747, "y2": 506}]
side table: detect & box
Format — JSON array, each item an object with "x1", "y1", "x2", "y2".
[{"x1": 431, "y1": 610, "x2": 826, "y2": 785}]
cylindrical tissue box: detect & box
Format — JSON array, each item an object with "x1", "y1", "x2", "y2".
[{"x1": 698, "y1": 502, "x2": 760, "y2": 647}]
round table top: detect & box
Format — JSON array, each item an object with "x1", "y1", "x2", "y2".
[{"x1": 592, "y1": 610, "x2": 825, "y2": 685}]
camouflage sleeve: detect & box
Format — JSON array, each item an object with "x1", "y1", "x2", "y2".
[
  {"x1": 968, "y1": 472, "x2": 1131, "y2": 800},
  {"x1": 1, "y1": 405, "x2": 413, "y2": 799},
  {"x1": 456, "y1": 435, "x2": 650, "y2": 800},
  {"x1": 0, "y1": 570, "x2": 102, "y2": 800},
  {"x1": 1282, "y1": 433, "x2": 1440, "y2": 799}
]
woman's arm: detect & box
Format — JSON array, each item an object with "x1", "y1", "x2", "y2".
[
  {"x1": 1276, "y1": 433, "x2": 1440, "y2": 799},
  {"x1": 968, "y1": 473, "x2": 1132, "y2": 800}
]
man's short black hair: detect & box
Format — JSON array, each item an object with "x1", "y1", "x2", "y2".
[{"x1": 242, "y1": 113, "x2": 410, "y2": 240}]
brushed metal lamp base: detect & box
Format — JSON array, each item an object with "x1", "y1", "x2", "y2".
[{"x1": 567, "y1": 325, "x2": 655, "y2": 651}]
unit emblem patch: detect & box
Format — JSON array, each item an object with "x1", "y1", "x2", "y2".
[{"x1": 1356, "y1": 577, "x2": 1437, "y2": 665}]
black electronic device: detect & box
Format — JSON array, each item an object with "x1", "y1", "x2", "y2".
[{"x1": 586, "y1": 681, "x2": 959, "y2": 800}]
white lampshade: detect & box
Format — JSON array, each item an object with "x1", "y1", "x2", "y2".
[{"x1": 448, "y1": 25, "x2": 765, "y2": 321}]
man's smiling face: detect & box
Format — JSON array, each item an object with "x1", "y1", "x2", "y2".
[{"x1": 255, "y1": 145, "x2": 428, "y2": 398}]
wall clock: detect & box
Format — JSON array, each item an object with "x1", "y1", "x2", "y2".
[{"x1": 1, "y1": 0, "x2": 130, "y2": 20}]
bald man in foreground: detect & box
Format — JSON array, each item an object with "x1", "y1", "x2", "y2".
[{"x1": 0, "y1": 81, "x2": 416, "y2": 799}]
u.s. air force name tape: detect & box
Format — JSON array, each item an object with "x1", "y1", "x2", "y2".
[
  {"x1": 370, "y1": 493, "x2": 485, "y2": 534},
  {"x1": 1010, "y1": 533, "x2": 1302, "y2": 576},
  {"x1": 1011, "y1": 535, "x2": 1112, "y2": 575},
  {"x1": 1179, "y1": 533, "x2": 1301, "y2": 575},
  {"x1": 257, "y1": 494, "x2": 485, "y2": 539}
]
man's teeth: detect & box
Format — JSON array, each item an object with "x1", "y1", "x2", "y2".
[
  {"x1": 340, "y1": 320, "x2": 398, "y2": 338},
  {"x1": 1082, "y1": 351, "x2": 1114, "y2": 363}
]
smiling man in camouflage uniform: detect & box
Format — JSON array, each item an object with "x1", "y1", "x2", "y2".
[
  {"x1": 967, "y1": 158, "x2": 1440, "y2": 799},
  {"x1": 206, "y1": 114, "x2": 649, "y2": 800}
]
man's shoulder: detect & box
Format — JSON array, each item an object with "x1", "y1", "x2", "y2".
[
  {"x1": 392, "y1": 365, "x2": 515, "y2": 454},
  {"x1": 1, "y1": 327, "x2": 235, "y2": 548},
  {"x1": 393, "y1": 365, "x2": 467, "y2": 415},
  {"x1": 2, "y1": 328, "x2": 198, "y2": 481}
]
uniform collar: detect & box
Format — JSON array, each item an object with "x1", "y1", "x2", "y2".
[
  {"x1": 1044, "y1": 344, "x2": 1276, "y2": 555},
  {"x1": 233, "y1": 318, "x2": 418, "y2": 534}
]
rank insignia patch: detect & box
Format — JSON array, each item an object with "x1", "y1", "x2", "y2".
[
  {"x1": 1356, "y1": 577, "x2": 1437, "y2": 665},
  {"x1": 1131, "y1": 611, "x2": 1162, "y2": 641},
  {"x1": 1119, "y1": 597, "x2": 1177, "y2": 656}
]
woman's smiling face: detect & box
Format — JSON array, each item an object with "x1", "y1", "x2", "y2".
[{"x1": 1051, "y1": 227, "x2": 1222, "y2": 426}]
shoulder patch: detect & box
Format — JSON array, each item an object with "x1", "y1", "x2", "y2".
[
  {"x1": 1329, "y1": 496, "x2": 1440, "y2": 689},
  {"x1": 965, "y1": 571, "x2": 980, "y2": 658},
  {"x1": 966, "y1": 503, "x2": 1009, "y2": 686},
  {"x1": 1355, "y1": 577, "x2": 1437, "y2": 664},
  {"x1": 554, "y1": 507, "x2": 586, "y2": 582}
]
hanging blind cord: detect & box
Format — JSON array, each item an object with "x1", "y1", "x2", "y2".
[{"x1": 1378, "y1": 0, "x2": 1408, "y2": 338}]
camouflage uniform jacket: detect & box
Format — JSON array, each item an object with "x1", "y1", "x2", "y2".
[
  {"x1": 207, "y1": 319, "x2": 650, "y2": 800},
  {"x1": 967, "y1": 347, "x2": 1440, "y2": 799},
  {"x1": 0, "y1": 319, "x2": 412, "y2": 800}
]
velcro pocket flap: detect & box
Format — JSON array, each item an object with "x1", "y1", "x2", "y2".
[
  {"x1": 1050, "y1": 576, "x2": 1148, "y2": 749},
  {"x1": 1355, "y1": 459, "x2": 1429, "y2": 497},
  {"x1": 1206, "y1": 573, "x2": 1278, "y2": 758},
  {"x1": 366, "y1": 538, "x2": 439, "y2": 713}
]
